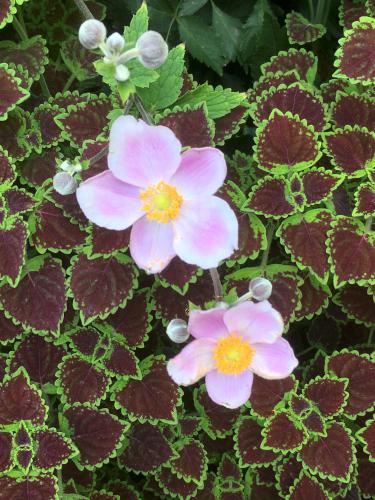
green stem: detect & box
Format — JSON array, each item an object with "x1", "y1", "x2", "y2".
[
  {"x1": 260, "y1": 224, "x2": 275, "y2": 275},
  {"x1": 322, "y1": 0, "x2": 332, "y2": 26},
  {"x1": 297, "y1": 345, "x2": 315, "y2": 357},
  {"x1": 314, "y1": 0, "x2": 326, "y2": 24},
  {"x1": 62, "y1": 73, "x2": 76, "y2": 93},
  {"x1": 209, "y1": 268, "x2": 223, "y2": 302},
  {"x1": 368, "y1": 327, "x2": 374, "y2": 346},
  {"x1": 73, "y1": 0, "x2": 94, "y2": 19},
  {"x1": 134, "y1": 94, "x2": 153, "y2": 124},
  {"x1": 308, "y1": 0, "x2": 314, "y2": 20},
  {"x1": 57, "y1": 469, "x2": 63, "y2": 498},
  {"x1": 365, "y1": 216, "x2": 373, "y2": 234}
]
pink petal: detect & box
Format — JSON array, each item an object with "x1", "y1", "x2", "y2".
[
  {"x1": 130, "y1": 217, "x2": 176, "y2": 273},
  {"x1": 188, "y1": 307, "x2": 228, "y2": 340},
  {"x1": 250, "y1": 337, "x2": 298, "y2": 380},
  {"x1": 205, "y1": 370, "x2": 253, "y2": 409},
  {"x1": 170, "y1": 148, "x2": 226, "y2": 199},
  {"x1": 173, "y1": 196, "x2": 238, "y2": 269},
  {"x1": 223, "y1": 301, "x2": 283, "y2": 344},
  {"x1": 108, "y1": 115, "x2": 182, "y2": 187},
  {"x1": 167, "y1": 338, "x2": 216, "y2": 386},
  {"x1": 76, "y1": 170, "x2": 143, "y2": 230}
]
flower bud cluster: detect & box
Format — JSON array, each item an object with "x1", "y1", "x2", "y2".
[{"x1": 78, "y1": 19, "x2": 168, "y2": 82}]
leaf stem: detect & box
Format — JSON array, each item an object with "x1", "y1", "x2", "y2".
[
  {"x1": 296, "y1": 345, "x2": 315, "y2": 357},
  {"x1": 365, "y1": 216, "x2": 373, "y2": 234},
  {"x1": 368, "y1": 327, "x2": 374, "y2": 346},
  {"x1": 134, "y1": 94, "x2": 153, "y2": 124},
  {"x1": 73, "y1": 0, "x2": 94, "y2": 19},
  {"x1": 260, "y1": 223, "x2": 275, "y2": 275},
  {"x1": 57, "y1": 469, "x2": 63, "y2": 498},
  {"x1": 314, "y1": 0, "x2": 326, "y2": 23},
  {"x1": 62, "y1": 73, "x2": 76, "y2": 93},
  {"x1": 209, "y1": 268, "x2": 223, "y2": 302},
  {"x1": 308, "y1": 0, "x2": 314, "y2": 20}
]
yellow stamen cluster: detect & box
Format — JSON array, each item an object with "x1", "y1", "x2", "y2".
[
  {"x1": 213, "y1": 333, "x2": 255, "y2": 375},
  {"x1": 140, "y1": 181, "x2": 183, "y2": 224}
]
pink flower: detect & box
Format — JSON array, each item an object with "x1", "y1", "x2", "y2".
[
  {"x1": 167, "y1": 301, "x2": 298, "y2": 409},
  {"x1": 76, "y1": 116, "x2": 238, "y2": 273}
]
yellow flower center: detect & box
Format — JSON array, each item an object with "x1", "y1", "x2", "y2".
[
  {"x1": 213, "y1": 333, "x2": 255, "y2": 375},
  {"x1": 140, "y1": 181, "x2": 183, "y2": 224}
]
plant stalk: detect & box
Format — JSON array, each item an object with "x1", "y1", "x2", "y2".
[
  {"x1": 260, "y1": 224, "x2": 275, "y2": 275},
  {"x1": 134, "y1": 94, "x2": 153, "y2": 124},
  {"x1": 73, "y1": 0, "x2": 94, "y2": 19},
  {"x1": 209, "y1": 268, "x2": 223, "y2": 302}
]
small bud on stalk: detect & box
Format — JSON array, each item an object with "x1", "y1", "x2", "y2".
[
  {"x1": 106, "y1": 32, "x2": 125, "y2": 54},
  {"x1": 53, "y1": 172, "x2": 78, "y2": 196},
  {"x1": 136, "y1": 31, "x2": 168, "y2": 69},
  {"x1": 79, "y1": 19, "x2": 107, "y2": 50},
  {"x1": 166, "y1": 319, "x2": 189, "y2": 344},
  {"x1": 115, "y1": 64, "x2": 130, "y2": 82},
  {"x1": 249, "y1": 277, "x2": 273, "y2": 301}
]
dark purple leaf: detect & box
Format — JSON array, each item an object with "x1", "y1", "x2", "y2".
[
  {"x1": 263, "y1": 411, "x2": 306, "y2": 451},
  {"x1": 4, "y1": 187, "x2": 35, "y2": 215},
  {"x1": 170, "y1": 439, "x2": 207, "y2": 484},
  {"x1": 214, "y1": 105, "x2": 249, "y2": 143},
  {"x1": 0, "y1": 35, "x2": 48, "y2": 81},
  {"x1": 334, "y1": 284, "x2": 375, "y2": 326},
  {"x1": 0, "y1": 432, "x2": 12, "y2": 472},
  {"x1": 33, "y1": 103, "x2": 64, "y2": 147},
  {"x1": 304, "y1": 377, "x2": 347, "y2": 416},
  {"x1": 19, "y1": 149, "x2": 58, "y2": 186},
  {"x1": 353, "y1": 182, "x2": 375, "y2": 216},
  {"x1": 0, "y1": 311, "x2": 22, "y2": 343},
  {"x1": 249, "y1": 375, "x2": 295, "y2": 417},
  {"x1": 289, "y1": 474, "x2": 328, "y2": 500},
  {"x1": 235, "y1": 417, "x2": 277, "y2": 466},
  {"x1": 33, "y1": 429, "x2": 76, "y2": 470},
  {"x1": 0, "y1": 475, "x2": 57, "y2": 499},
  {"x1": 0, "y1": 218, "x2": 27, "y2": 286},
  {"x1": 0, "y1": 64, "x2": 28, "y2": 118},
  {"x1": 159, "y1": 257, "x2": 199, "y2": 293},
  {"x1": 262, "y1": 48, "x2": 317, "y2": 81},
  {"x1": 246, "y1": 177, "x2": 295, "y2": 218},
  {"x1": 332, "y1": 93, "x2": 375, "y2": 131},
  {"x1": 103, "y1": 341, "x2": 138, "y2": 377},
  {"x1": 301, "y1": 169, "x2": 343, "y2": 205},
  {"x1": 89, "y1": 225, "x2": 130, "y2": 256},
  {"x1": 286, "y1": 11, "x2": 326, "y2": 44}
]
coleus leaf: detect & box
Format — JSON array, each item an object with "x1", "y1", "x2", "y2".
[
  {"x1": 31, "y1": 201, "x2": 87, "y2": 253},
  {"x1": 307, "y1": 314, "x2": 342, "y2": 353},
  {"x1": 194, "y1": 385, "x2": 241, "y2": 438},
  {"x1": 113, "y1": 356, "x2": 181, "y2": 424},
  {"x1": 0, "y1": 475, "x2": 57, "y2": 500},
  {"x1": 333, "y1": 284, "x2": 375, "y2": 326},
  {"x1": 155, "y1": 467, "x2": 199, "y2": 498},
  {"x1": 33, "y1": 428, "x2": 77, "y2": 471},
  {"x1": 340, "y1": 0, "x2": 368, "y2": 29},
  {"x1": 68, "y1": 253, "x2": 138, "y2": 325},
  {"x1": 334, "y1": 16, "x2": 375, "y2": 85},
  {"x1": 266, "y1": 268, "x2": 303, "y2": 327},
  {"x1": 254, "y1": 110, "x2": 321, "y2": 174},
  {"x1": 245, "y1": 176, "x2": 296, "y2": 218},
  {"x1": 326, "y1": 351, "x2": 375, "y2": 418},
  {"x1": 331, "y1": 93, "x2": 375, "y2": 131},
  {"x1": 261, "y1": 48, "x2": 317, "y2": 82},
  {"x1": 277, "y1": 209, "x2": 332, "y2": 283},
  {"x1": 276, "y1": 456, "x2": 302, "y2": 496},
  {"x1": 249, "y1": 375, "x2": 296, "y2": 418},
  {"x1": 299, "y1": 422, "x2": 354, "y2": 482},
  {"x1": 0, "y1": 431, "x2": 12, "y2": 472},
  {"x1": 0, "y1": 63, "x2": 29, "y2": 120},
  {"x1": 262, "y1": 411, "x2": 307, "y2": 452},
  {"x1": 353, "y1": 182, "x2": 375, "y2": 216},
  {"x1": 68, "y1": 327, "x2": 105, "y2": 358},
  {"x1": 0, "y1": 148, "x2": 15, "y2": 187},
  {"x1": 0, "y1": 310, "x2": 22, "y2": 344},
  {"x1": 61, "y1": 37, "x2": 98, "y2": 81},
  {"x1": 358, "y1": 417, "x2": 375, "y2": 461},
  {"x1": 105, "y1": 482, "x2": 139, "y2": 500},
  {"x1": 179, "y1": 416, "x2": 201, "y2": 438},
  {"x1": 0, "y1": 217, "x2": 28, "y2": 286},
  {"x1": 156, "y1": 105, "x2": 213, "y2": 148},
  {"x1": 286, "y1": 11, "x2": 326, "y2": 45},
  {"x1": 80, "y1": 138, "x2": 108, "y2": 181},
  {"x1": 252, "y1": 83, "x2": 327, "y2": 131},
  {"x1": 290, "y1": 395, "x2": 311, "y2": 416},
  {"x1": 32, "y1": 102, "x2": 64, "y2": 148},
  {"x1": 288, "y1": 472, "x2": 329, "y2": 500},
  {"x1": 0, "y1": 368, "x2": 46, "y2": 425},
  {"x1": 295, "y1": 275, "x2": 331, "y2": 320},
  {"x1": 358, "y1": 447, "x2": 375, "y2": 497},
  {"x1": 10, "y1": 333, "x2": 65, "y2": 385},
  {"x1": 0, "y1": 256, "x2": 66, "y2": 335},
  {"x1": 158, "y1": 257, "x2": 201, "y2": 295},
  {"x1": 326, "y1": 217, "x2": 375, "y2": 287},
  {"x1": 49, "y1": 190, "x2": 88, "y2": 227},
  {"x1": 56, "y1": 96, "x2": 112, "y2": 148},
  {"x1": 119, "y1": 422, "x2": 173, "y2": 473},
  {"x1": 227, "y1": 212, "x2": 267, "y2": 267},
  {"x1": 102, "y1": 290, "x2": 152, "y2": 348},
  {"x1": 64, "y1": 404, "x2": 126, "y2": 468},
  {"x1": 320, "y1": 79, "x2": 348, "y2": 104},
  {"x1": 57, "y1": 355, "x2": 109, "y2": 405},
  {"x1": 249, "y1": 70, "x2": 301, "y2": 102},
  {"x1": 88, "y1": 225, "x2": 130, "y2": 257},
  {"x1": 323, "y1": 126, "x2": 375, "y2": 177},
  {"x1": 303, "y1": 376, "x2": 348, "y2": 417},
  {"x1": 0, "y1": 35, "x2": 48, "y2": 82},
  {"x1": 4, "y1": 187, "x2": 35, "y2": 216},
  {"x1": 103, "y1": 341, "x2": 139, "y2": 378},
  {"x1": 90, "y1": 492, "x2": 119, "y2": 500},
  {"x1": 19, "y1": 149, "x2": 59, "y2": 187},
  {"x1": 169, "y1": 439, "x2": 208, "y2": 485},
  {"x1": 234, "y1": 416, "x2": 277, "y2": 467},
  {"x1": 0, "y1": 108, "x2": 32, "y2": 160},
  {"x1": 302, "y1": 410, "x2": 326, "y2": 436},
  {"x1": 0, "y1": 0, "x2": 17, "y2": 30},
  {"x1": 214, "y1": 105, "x2": 249, "y2": 144},
  {"x1": 300, "y1": 168, "x2": 344, "y2": 206}
]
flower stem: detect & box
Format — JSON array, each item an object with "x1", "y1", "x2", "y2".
[
  {"x1": 368, "y1": 327, "x2": 374, "y2": 346},
  {"x1": 308, "y1": 0, "x2": 314, "y2": 20},
  {"x1": 73, "y1": 0, "x2": 94, "y2": 19},
  {"x1": 296, "y1": 345, "x2": 315, "y2": 357},
  {"x1": 260, "y1": 224, "x2": 275, "y2": 275},
  {"x1": 62, "y1": 73, "x2": 76, "y2": 93},
  {"x1": 133, "y1": 94, "x2": 153, "y2": 124},
  {"x1": 209, "y1": 268, "x2": 223, "y2": 302}
]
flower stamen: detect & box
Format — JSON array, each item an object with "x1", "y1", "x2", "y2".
[
  {"x1": 140, "y1": 181, "x2": 183, "y2": 223},
  {"x1": 213, "y1": 333, "x2": 255, "y2": 375}
]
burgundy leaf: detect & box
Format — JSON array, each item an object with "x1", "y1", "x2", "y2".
[
  {"x1": 156, "y1": 468, "x2": 198, "y2": 497},
  {"x1": 327, "y1": 217, "x2": 375, "y2": 286},
  {"x1": 277, "y1": 210, "x2": 332, "y2": 281},
  {"x1": 105, "y1": 482, "x2": 139, "y2": 500},
  {"x1": 301, "y1": 169, "x2": 343, "y2": 205},
  {"x1": 327, "y1": 351, "x2": 375, "y2": 417},
  {"x1": 195, "y1": 472, "x2": 216, "y2": 500},
  {"x1": 218, "y1": 454, "x2": 241, "y2": 481},
  {"x1": 0, "y1": 109, "x2": 30, "y2": 160},
  {"x1": 360, "y1": 418, "x2": 375, "y2": 460},
  {"x1": 15, "y1": 425, "x2": 31, "y2": 446},
  {"x1": 268, "y1": 271, "x2": 302, "y2": 326},
  {"x1": 235, "y1": 417, "x2": 277, "y2": 466},
  {"x1": 0, "y1": 257, "x2": 66, "y2": 334},
  {"x1": 277, "y1": 456, "x2": 302, "y2": 495},
  {"x1": 300, "y1": 422, "x2": 353, "y2": 481},
  {"x1": 61, "y1": 38, "x2": 98, "y2": 81},
  {"x1": 334, "y1": 284, "x2": 375, "y2": 326},
  {"x1": 19, "y1": 149, "x2": 58, "y2": 187},
  {"x1": 214, "y1": 105, "x2": 249, "y2": 143},
  {"x1": 289, "y1": 474, "x2": 328, "y2": 500},
  {"x1": 58, "y1": 355, "x2": 108, "y2": 405},
  {"x1": 0, "y1": 64, "x2": 28, "y2": 118},
  {"x1": 249, "y1": 375, "x2": 295, "y2": 417},
  {"x1": 307, "y1": 315, "x2": 341, "y2": 352},
  {"x1": 70, "y1": 328, "x2": 101, "y2": 356},
  {"x1": 0, "y1": 35, "x2": 47, "y2": 80},
  {"x1": 250, "y1": 71, "x2": 301, "y2": 102},
  {"x1": 90, "y1": 225, "x2": 130, "y2": 256},
  {"x1": 0, "y1": 218, "x2": 27, "y2": 285},
  {"x1": 33, "y1": 201, "x2": 87, "y2": 252},
  {"x1": 0, "y1": 311, "x2": 22, "y2": 343},
  {"x1": 290, "y1": 395, "x2": 310, "y2": 415},
  {"x1": 115, "y1": 358, "x2": 180, "y2": 423},
  {"x1": 246, "y1": 177, "x2": 295, "y2": 218},
  {"x1": 304, "y1": 377, "x2": 347, "y2": 416},
  {"x1": 295, "y1": 276, "x2": 330, "y2": 319},
  {"x1": 33, "y1": 429, "x2": 75, "y2": 470},
  {"x1": 104, "y1": 291, "x2": 151, "y2": 348},
  {"x1": 229, "y1": 213, "x2": 266, "y2": 264},
  {"x1": 340, "y1": 0, "x2": 368, "y2": 29},
  {"x1": 0, "y1": 371, "x2": 46, "y2": 425},
  {"x1": 358, "y1": 448, "x2": 375, "y2": 497},
  {"x1": 69, "y1": 254, "x2": 137, "y2": 323},
  {"x1": 0, "y1": 475, "x2": 57, "y2": 499},
  {"x1": 103, "y1": 341, "x2": 138, "y2": 377},
  {"x1": 170, "y1": 439, "x2": 207, "y2": 484},
  {"x1": 262, "y1": 49, "x2": 317, "y2": 81},
  {"x1": 90, "y1": 493, "x2": 117, "y2": 500},
  {"x1": 33, "y1": 103, "x2": 64, "y2": 147},
  {"x1": 11, "y1": 334, "x2": 65, "y2": 385},
  {"x1": 119, "y1": 422, "x2": 173, "y2": 473},
  {"x1": 254, "y1": 84, "x2": 326, "y2": 131},
  {"x1": 0, "y1": 432, "x2": 12, "y2": 472},
  {"x1": 62, "y1": 461, "x2": 94, "y2": 488},
  {"x1": 303, "y1": 411, "x2": 325, "y2": 435},
  {"x1": 263, "y1": 411, "x2": 306, "y2": 451},
  {"x1": 324, "y1": 127, "x2": 375, "y2": 175},
  {"x1": 332, "y1": 93, "x2": 375, "y2": 131},
  {"x1": 255, "y1": 111, "x2": 320, "y2": 173},
  {"x1": 179, "y1": 416, "x2": 201, "y2": 437},
  {"x1": 64, "y1": 405, "x2": 124, "y2": 467},
  {"x1": 4, "y1": 187, "x2": 35, "y2": 215},
  {"x1": 286, "y1": 11, "x2": 326, "y2": 44},
  {"x1": 80, "y1": 139, "x2": 108, "y2": 181},
  {"x1": 320, "y1": 79, "x2": 348, "y2": 104},
  {"x1": 159, "y1": 257, "x2": 199, "y2": 293},
  {"x1": 354, "y1": 182, "x2": 375, "y2": 216},
  {"x1": 0, "y1": 150, "x2": 14, "y2": 185},
  {"x1": 196, "y1": 386, "x2": 241, "y2": 437},
  {"x1": 157, "y1": 106, "x2": 212, "y2": 148},
  {"x1": 49, "y1": 190, "x2": 88, "y2": 226},
  {"x1": 52, "y1": 90, "x2": 89, "y2": 109}
]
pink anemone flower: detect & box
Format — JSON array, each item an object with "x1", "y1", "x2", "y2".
[
  {"x1": 167, "y1": 301, "x2": 298, "y2": 409},
  {"x1": 76, "y1": 115, "x2": 238, "y2": 273}
]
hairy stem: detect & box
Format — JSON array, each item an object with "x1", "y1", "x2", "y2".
[
  {"x1": 73, "y1": 0, "x2": 94, "y2": 19},
  {"x1": 209, "y1": 268, "x2": 223, "y2": 302},
  {"x1": 134, "y1": 94, "x2": 153, "y2": 124},
  {"x1": 260, "y1": 224, "x2": 275, "y2": 275}
]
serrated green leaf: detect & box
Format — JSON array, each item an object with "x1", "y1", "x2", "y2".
[
  {"x1": 180, "y1": 0, "x2": 209, "y2": 16},
  {"x1": 128, "y1": 59, "x2": 159, "y2": 88},
  {"x1": 124, "y1": 2, "x2": 149, "y2": 45},
  {"x1": 94, "y1": 60, "x2": 117, "y2": 88},
  {"x1": 211, "y1": 1, "x2": 241, "y2": 61},
  {"x1": 138, "y1": 45, "x2": 185, "y2": 110}
]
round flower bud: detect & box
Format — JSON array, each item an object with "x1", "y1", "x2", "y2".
[
  {"x1": 249, "y1": 277, "x2": 272, "y2": 301},
  {"x1": 78, "y1": 19, "x2": 107, "y2": 50},
  {"x1": 106, "y1": 32, "x2": 125, "y2": 54},
  {"x1": 166, "y1": 319, "x2": 189, "y2": 344},
  {"x1": 115, "y1": 64, "x2": 130, "y2": 82},
  {"x1": 53, "y1": 172, "x2": 77, "y2": 196},
  {"x1": 136, "y1": 30, "x2": 168, "y2": 69}
]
